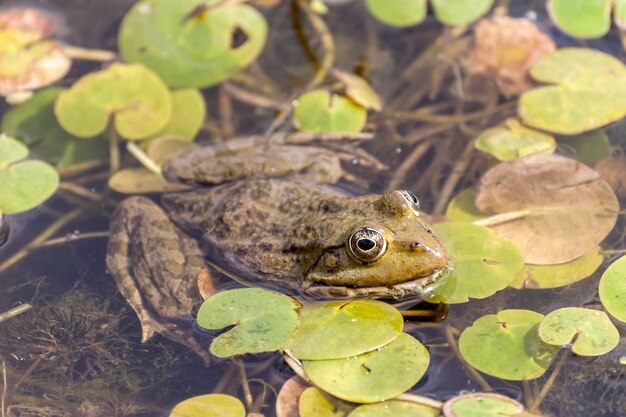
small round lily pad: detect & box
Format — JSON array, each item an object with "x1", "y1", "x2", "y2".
[
  {"x1": 149, "y1": 88, "x2": 205, "y2": 141},
  {"x1": 170, "y1": 394, "x2": 245, "y2": 417},
  {"x1": 285, "y1": 300, "x2": 403, "y2": 360},
  {"x1": 119, "y1": 0, "x2": 268, "y2": 88},
  {"x1": 365, "y1": 0, "x2": 427, "y2": 28},
  {"x1": 302, "y1": 332, "x2": 430, "y2": 403},
  {"x1": 459, "y1": 309, "x2": 557, "y2": 380},
  {"x1": 299, "y1": 387, "x2": 347, "y2": 417},
  {"x1": 474, "y1": 118, "x2": 555, "y2": 161},
  {"x1": 423, "y1": 222, "x2": 525, "y2": 304},
  {"x1": 108, "y1": 168, "x2": 187, "y2": 194},
  {"x1": 55, "y1": 63, "x2": 172, "y2": 140},
  {"x1": 538, "y1": 307, "x2": 620, "y2": 356},
  {"x1": 293, "y1": 90, "x2": 367, "y2": 133},
  {"x1": 445, "y1": 188, "x2": 486, "y2": 223},
  {"x1": 599, "y1": 255, "x2": 626, "y2": 322},
  {"x1": 196, "y1": 288, "x2": 301, "y2": 357},
  {"x1": 332, "y1": 69, "x2": 382, "y2": 111},
  {"x1": 557, "y1": 129, "x2": 610, "y2": 167},
  {"x1": 548, "y1": 0, "x2": 611, "y2": 39},
  {"x1": 0, "y1": 134, "x2": 59, "y2": 213},
  {"x1": 431, "y1": 0, "x2": 493, "y2": 26},
  {"x1": 442, "y1": 393, "x2": 523, "y2": 417},
  {"x1": 350, "y1": 400, "x2": 440, "y2": 417}
]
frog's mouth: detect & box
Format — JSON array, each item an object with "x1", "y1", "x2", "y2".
[{"x1": 302, "y1": 267, "x2": 447, "y2": 299}]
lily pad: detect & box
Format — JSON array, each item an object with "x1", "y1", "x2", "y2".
[
  {"x1": 276, "y1": 376, "x2": 310, "y2": 417},
  {"x1": 459, "y1": 309, "x2": 557, "y2": 380},
  {"x1": 302, "y1": 332, "x2": 430, "y2": 403},
  {"x1": 519, "y1": 48, "x2": 626, "y2": 134},
  {"x1": 349, "y1": 401, "x2": 440, "y2": 417},
  {"x1": 299, "y1": 387, "x2": 347, "y2": 417},
  {"x1": 510, "y1": 247, "x2": 603, "y2": 289},
  {"x1": 557, "y1": 129, "x2": 611, "y2": 167},
  {"x1": 431, "y1": 0, "x2": 493, "y2": 26},
  {"x1": 147, "y1": 135, "x2": 199, "y2": 165},
  {"x1": 170, "y1": 394, "x2": 245, "y2": 417},
  {"x1": 474, "y1": 118, "x2": 555, "y2": 161},
  {"x1": 538, "y1": 307, "x2": 620, "y2": 356},
  {"x1": 442, "y1": 393, "x2": 523, "y2": 417},
  {"x1": 548, "y1": 0, "x2": 611, "y2": 39},
  {"x1": 475, "y1": 153, "x2": 618, "y2": 264},
  {"x1": 108, "y1": 168, "x2": 187, "y2": 194},
  {"x1": 54, "y1": 63, "x2": 172, "y2": 140},
  {"x1": 599, "y1": 255, "x2": 626, "y2": 322},
  {"x1": 0, "y1": 134, "x2": 59, "y2": 213},
  {"x1": 149, "y1": 88, "x2": 205, "y2": 141},
  {"x1": 365, "y1": 0, "x2": 427, "y2": 28},
  {"x1": 293, "y1": 90, "x2": 367, "y2": 133},
  {"x1": 196, "y1": 288, "x2": 301, "y2": 357},
  {"x1": 423, "y1": 222, "x2": 524, "y2": 304},
  {"x1": 445, "y1": 188, "x2": 486, "y2": 223},
  {"x1": 285, "y1": 300, "x2": 403, "y2": 360},
  {"x1": 332, "y1": 69, "x2": 382, "y2": 111},
  {"x1": 1, "y1": 87, "x2": 107, "y2": 168},
  {"x1": 119, "y1": 0, "x2": 268, "y2": 88}
]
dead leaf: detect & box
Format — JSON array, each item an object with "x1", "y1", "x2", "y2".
[
  {"x1": 276, "y1": 376, "x2": 310, "y2": 417},
  {"x1": 594, "y1": 156, "x2": 626, "y2": 199}
]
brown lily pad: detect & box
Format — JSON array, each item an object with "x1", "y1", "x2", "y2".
[
  {"x1": 276, "y1": 376, "x2": 310, "y2": 417},
  {"x1": 594, "y1": 156, "x2": 626, "y2": 199},
  {"x1": 475, "y1": 153, "x2": 618, "y2": 264},
  {"x1": 0, "y1": 8, "x2": 55, "y2": 37}
]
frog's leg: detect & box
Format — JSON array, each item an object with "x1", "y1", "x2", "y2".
[{"x1": 106, "y1": 196, "x2": 210, "y2": 364}]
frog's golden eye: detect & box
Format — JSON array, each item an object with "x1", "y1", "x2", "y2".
[
  {"x1": 398, "y1": 190, "x2": 420, "y2": 215},
  {"x1": 347, "y1": 227, "x2": 387, "y2": 263}
]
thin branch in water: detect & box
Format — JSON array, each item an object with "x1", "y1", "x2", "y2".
[
  {"x1": 529, "y1": 349, "x2": 572, "y2": 413},
  {"x1": 37, "y1": 231, "x2": 109, "y2": 248},
  {"x1": 63, "y1": 46, "x2": 116, "y2": 62},
  {"x1": 0, "y1": 304, "x2": 32, "y2": 324},
  {"x1": 395, "y1": 393, "x2": 443, "y2": 410},
  {"x1": 1, "y1": 358, "x2": 5, "y2": 417},
  {"x1": 57, "y1": 160, "x2": 106, "y2": 178},
  {"x1": 473, "y1": 210, "x2": 530, "y2": 227},
  {"x1": 433, "y1": 137, "x2": 476, "y2": 214},
  {"x1": 218, "y1": 84, "x2": 235, "y2": 138},
  {"x1": 126, "y1": 142, "x2": 162, "y2": 176},
  {"x1": 444, "y1": 325, "x2": 492, "y2": 391},
  {"x1": 107, "y1": 124, "x2": 120, "y2": 175},
  {"x1": 223, "y1": 82, "x2": 282, "y2": 109},
  {"x1": 388, "y1": 142, "x2": 431, "y2": 190},
  {"x1": 236, "y1": 359, "x2": 253, "y2": 409}
]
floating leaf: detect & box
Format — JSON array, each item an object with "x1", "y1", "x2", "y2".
[
  {"x1": 431, "y1": 0, "x2": 493, "y2": 26},
  {"x1": 599, "y1": 255, "x2": 626, "y2": 322},
  {"x1": 442, "y1": 393, "x2": 523, "y2": 417},
  {"x1": 299, "y1": 387, "x2": 347, "y2": 417},
  {"x1": 332, "y1": 69, "x2": 382, "y2": 111},
  {"x1": 474, "y1": 118, "x2": 555, "y2": 161},
  {"x1": 276, "y1": 376, "x2": 310, "y2": 417},
  {"x1": 147, "y1": 135, "x2": 199, "y2": 165},
  {"x1": 538, "y1": 307, "x2": 619, "y2": 356},
  {"x1": 0, "y1": 134, "x2": 59, "y2": 213},
  {"x1": 293, "y1": 90, "x2": 367, "y2": 133},
  {"x1": 285, "y1": 300, "x2": 403, "y2": 360},
  {"x1": 616, "y1": 0, "x2": 626, "y2": 30},
  {"x1": 108, "y1": 168, "x2": 187, "y2": 194},
  {"x1": 519, "y1": 48, "x2": 626, "y2": 134},
  {"x1": 149, "y1": 88, "x2": 205, "y2": 141},
  {"x1": 475, "y1": 153, "x2": 618, "y2": 264},
  {"x1": 557, "y1": 129, "x2": 610, "y2": 167},
  {"x1": 547, "y1": 0, "x2": 611, "y2": 39},
  {"x1": 302, "y1": 333, "x2": 429, "y2": 403},
  {"x1": 119, "y1": 0, "x2": 268, "y2": 88},
  {"x1": 423, "y1": 223, "x2": 524, "y2": 304},
  {"x1": 350, "y1": 401, "x2": 440, "y2": 417},
  {"x1": 445, "y1": 188, "x2": 486, "y2": 223},
  {"x1": 365, "y1": 0, "x2": 427, "y2": 28},
  {"x1": 55, "y1": 63, "x2": 172, "y2": 140},
  {"x1": 459, "y1": 309, "x2": 557, "y2": 380},
  {"x1": 1, "y1": 87, "x2": 106, "y2": 167},
  {"x1": 196, "y1": 288, "x2": 301, "y2": 357},
  {"x1": 170, "y1": 394, "x2": 245, "y2": 417}
]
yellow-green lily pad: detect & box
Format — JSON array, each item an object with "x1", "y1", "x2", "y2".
[
  {"x1": 557, "y1": 129, "x2": 610, "y2": 167},
  {"x1": 303, "y1": 332, "x2": 430, "y2": 403},
  {"x1": 54, "y1": 63, "x2": 172, "y2": 140},
  {"x1": 538, "y1": 307, "x2": 620, "y2": 356},
  {"x1": 519, "y1": 48, "x2": 626, "y2": 134},
  {"x1": 510, "y1": 247, "x2": 603, "y2": 289},
  {"x1": 119, "y1": 0, "x2": 267, "y2": 88},
  {"x1": 285, "y1": 300, "x2": 403, "y2": 360},
  {"x1": 445, "y1": 188, "x2": 486, "y2": 223},
  {"x1": 332, "y1": 69, "x2": 382, "y2": 111},
  {"x1": 442, "y1": 393, "x2": 524, "y2": 417},
  {"x1": 0, "y1": 134, "x2": 59, "y2": 213},
  {"x1": 196, "y1": 288, "x2": 301, "y2": 358},
  {"x1": 424, "y1": 222, "x2": 525, "y2": 304},
  {"x1": 365, "y1": 0, "x2": 427, "y2": 28},
  {"x1": 293, "y1": 90, "x2": 367, "y2": 133},
  {"x1": 459, "y1": 309, "x2": 557, "y2": 380},
  {"x1": 350, "y1": 400, "x2": 440, "y2": 417},
  {"x1": 170, "y1": 394, "x2": 245, "y2": 417},
  {"x1": 149, "y1": 88, "x2": 205, "y2": 141},
  {"x1": 299, "y1": 387, "x2": 348, "y2": 417},
  {"x1": 474, "y1": 118, "x2": 555, "y2": 161},
  {"x1": 548, "y1": 0, "x2": 611, "y2": 39},
  {"x1": 599, "y1": 255, "x2": 626, "y2": 322},
  {"x1": 108, "y1": 168, "x2": 187, "y2": 194},
  {"x1": 431, "y1": 0, "x2": 494, "y2": 26}
]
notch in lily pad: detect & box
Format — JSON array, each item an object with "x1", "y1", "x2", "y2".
[
  {"x1": 196, "y1": 288, "x2": 301, "y2": 358},
  {"x1": 169, "y1": 394, "x2": 245, "y2": 417},
  {"x1": 294, "y1": 89, "x2": 367, "y2": 133},
  {"x1": 599, "y1": 255, "x2": 626, "y2": 322}
]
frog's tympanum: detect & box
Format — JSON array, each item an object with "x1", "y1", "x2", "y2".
[{"x1": 106, "y1": 142, "x2": 448, "y2": 362}]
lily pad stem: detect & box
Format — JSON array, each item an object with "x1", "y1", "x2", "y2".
[
  {"x1": 126, "y1": 142, "x2": 162, "y2": 176},
  {"x1": 38, "y1": 231, "x2": 109, "y2": 248},
  {"x1": 236, "y1": 358, "x2": 253, "y2": 409},
  {"x1": 387, "y1": 101, "x2": 517, "y2": 123},
  {"x1": 63, "y1": 46, "x2": 116, "y2": 62},
  {"x1": 395, "y1": 393, "x2": 443, "y2": 409},
  {"x1": 473, "y1": 210, "x2": 530, "y2": 227},
  {"x1": 107, "y1": 124, "x2": 120, "y2": 175},
  {"x1": 282, "y1": 350, "x2": 310, "y2": 382},
  {"x1": 1, "y1": 359, "x2": 6, "y2": 417},
  {"x1": 529, "y1": 349, "x2": 572, "y2": 413},
  {"x1": 433, "y1": 138, "x2": 476, "y2": 214},
  {"x1": 0, "y1": 304, "x2": 32, "y2": 324},
  {"x1": 445, "y1": 325, "x2": 492, "y2": 391}
]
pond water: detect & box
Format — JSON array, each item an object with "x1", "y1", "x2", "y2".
[{"x1": 0, "y1": 1, "x2": 624, "y2": 416}]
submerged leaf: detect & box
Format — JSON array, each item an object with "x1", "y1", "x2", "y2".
[
  {"x1": 474, "y1": 118, "x2": 555, "y2": 161},
  {"x1": 557, "y1": 129, "x2": 611, "y2": 167},
  {"x1": 293, "y1": 90, "x2": 367, "y2": 133},
  {"x1": 170, "y1": 394, "x2": 245, "y2": 417},
  {"x1": 599, "y1": 255, "x2": 626, "y2": 322},
  {"x1": 332, "y1": 69, "x2": 382, "y2": 111}
]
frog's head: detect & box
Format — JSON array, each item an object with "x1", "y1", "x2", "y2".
[{"x1": 303, "y1": 190, "x2": 448, "y2": 299}]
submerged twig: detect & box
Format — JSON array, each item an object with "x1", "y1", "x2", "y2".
[
  {"x1": 473, "y1": 210, "x2": 530, "y2": 227},
  {"x1": 1, "y1": 359, "x2": 6, "y2": 417},
  {"x1": 395, "y1": 393, "x2": 443, "y2": 409},
  {"x1": 529, "y1": 349, "x2": 572, "y2": 413},
  {"x1": 388, "y1": 142, "x2": 431, "y2": 190},
  {"x1": 0, "y1": 304, "x2": 32, "y2": 324},
  {"x1": 38, "y1": 231, "x2": 109, "y2": 248},
  {"x1": 223, "y1": 83, "x2": 282, "y2": 109},
  {"x1": 236, "y1": 359, "x2": 253, "y2": 409},
  {"x1": 218, "y1": 85, "x2": 235, "y2": 138},
  {"x1": 126, "y1": 142, "x2": 161, "y2": 176},
  {"x1": 63, "y1": 46, "x2": 116, "y2": 62},
  {"x1": 433, "y1": 137, "x2": 475, "y2": 214},
  {"x1": 445, "y1": 325, "x2": 492, "y2": 391}
]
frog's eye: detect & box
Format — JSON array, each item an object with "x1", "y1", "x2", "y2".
[
  {"x1": 347, "y1": 227, "x2": 387, "y2": 263},
  {"x1": 399, "y1": 190, "x2": 420, "y2": 215}
]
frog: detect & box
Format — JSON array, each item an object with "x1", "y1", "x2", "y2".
[{"x1": 105, "y1": 135, "x2": 448, "y2": 363}]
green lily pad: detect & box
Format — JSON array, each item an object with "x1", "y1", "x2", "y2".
[
  {"x1": 423, "y1": 222, "x2": 524, "y2": 304},
  {"x1": 474, "y1": 118, "x2": 555, "y2": 161},
  {"x1": 119, "y1": 0, "x2": 268, "y2": 88},
  {"x1": 519, "y1": 48, "x2": 626, "y2": 134},
  {"x1": 54, "y1": 63, "x2": 172, "y2": 140},
  {"x1": 1, "y1": 87, "x2": 107, "y2": 168},
  {"x1": 299, "y1": 387, "x2": 348, "y2": 417},
  {"x1": 149, "y1": 88, "x2": 205, "y2": 141},
  {"x1": 293, "y1": 90, "x2": 367, "y2": 133},
  {"x1": 510, "y1": 247, "x2": 603, "y2": 289},
  {"x1": 538, "y1": 307, "x2": 620, "y2": 356},
  {"x1": 556, "y1": 129, "x2": 611, "y2": 167},
  {"x1": 349, "y1": 401, "x2": 440, "y2": 417},
  {"x1": 548, "y1": 0, "x2": 611, "y2": 39},
  {"x1": 365, "y1": 0, "x2": 427, "y2": 28},
  {"x1": 332, "y1": 69, "x2": 382, "y2": 111},
  {"x1": 442, "y1": 393, "x2": 523, "y2": 417},
  {"x1": 0, "y1": 134, "x2": 59, "y2": 213},
  {"x1": 169, "y1": 394, "x2": 245, "y2": 417},
  {"x1": 431, "y1": 0, "x2": 494, "y2": 26},
  {"x1": 615, "y1": 0, "x2": 626, "y2": 30},
  {"x1": 196, "y1": 288, "x2": 301, "y2": 357},
  {"x1": 445, "y1": 188, "x2": 486, "y2": 223},
  {"x1": 599, "y1": 255, "x2": 626, "y2": 322},
  {"x1": 302, "y1": 332, "x2": 429, "y2": 403},
  {"x1": 459, "y1": 309, "x2": 557, "y2": 380},
  {"x1": 285, "y1": 300, "x2": 403, "y2": 360}
]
